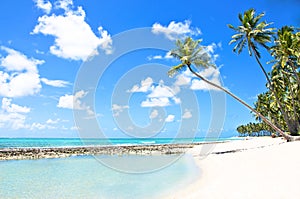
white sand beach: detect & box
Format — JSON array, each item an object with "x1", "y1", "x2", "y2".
[{"x1": 169, "y1": 137, "x2": 300, "y2": 199}]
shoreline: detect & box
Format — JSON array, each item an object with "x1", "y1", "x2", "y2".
[
  {"x1": 2, "y1": 137, "x2": 299, "y2": 198},
  {"x1": 0, "y1": 141, "x2": 229, "y2": 160},
  {"x1": 169, "y1": 137, "x2": 300, "y2": 199}
]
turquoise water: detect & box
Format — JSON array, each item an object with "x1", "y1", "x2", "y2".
[
  {"x1": 0, "y1": 137, "x2": 238, "y2": 148},
  {"x1": 0, "y1": 154, "x2": 200, "y2": 199}
]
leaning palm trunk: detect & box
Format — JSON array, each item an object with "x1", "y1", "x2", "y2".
[{"x1": 187, "y1": 64, "x2": 294, "y2": 141}]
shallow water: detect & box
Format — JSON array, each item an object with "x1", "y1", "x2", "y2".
[
  {"x1": 0, "y1": 154, "x2": 200, "y2": 199},
  {"x1": 0, "y1": 137, "x2": 239, "y2": 148}
]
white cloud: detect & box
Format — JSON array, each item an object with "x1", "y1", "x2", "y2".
[
  {"x1": 182, "y1": 109, "x2": 192, "y2": 119},
  {"x1": 54, "y1": 0, "x2": 73, "y2": 11},
  {"x1": 34, "y1": 0, "x2": 52, "y2": 14},
  {"x1": 0, "y1": 46, "x2": 43, "y2": 73},
  {"x1": 172, "y1": 97, "x2": 181, "y2": 104},
  {"x1": 190, "y1": 67, "x2": 222, "y2": 91},
  {"x1": 127, "y1": 77, "x2": 153, "y2": 93},
  {"x1": 129, "y1": 78, "x2": 180, "y2": 107},
  {"x1": 30, "y1": 121, "x2": 57, "y2": 130},
  {"x1": 0, "y1": 72, "x2": 41, "y2": 98},
  {"x1": 112, "y1": 104, "x2": 129, "y2": 117},
  {"x1": 57, "y1": 90, "x2": 87, "y2": 110},
  {"x1": 141, "y1": 97, "x2": 170, "y2": 107},
  {"x1": 58, "y1": 90, "x2": 94, "y2": 117},
  {"x1": 149, "y1": 109, "x2": 158, "y2": 119},
  {"x1": 0, "y1": 47, "x2": 43, "y2": 97},
  {"x1": 70, "y1": 125, "x2": 79, "y2": 131},
  {"x1": 111, "y1": 104, "x2": 129, "y2": 111},
  {"x1": 0, "y1": 98, "x2": 30, "y2": 130},
  {"x1": 1, "y1": 98, "x2": 30, "y2": 113},
  {"x1": 152, "y1": 20, "x2": 201, "y2": 40},
  {"x1": 57, "y1": 90, "x2": 94, "y2": 116},
  {"x1": 148, "y1": 80, "x2": 176, "y2": 98},
  {"x1": 165, "y1": 114, "x2": 175, "y2": 122},
  {"x1": 46, "y1": 118, "x2": 60, "y2": 124},
  {"x1": 150, "y1": 55, "x2": 162, "y2": 60},
  {"x1": 205, "y1": 42, "x2": 221, "y2": 63},
  {"x1": 147, "y1": 51, "x2": 173, "y2": 60},
  {"x1": 141, "y1": 80, "x2": 180, "y2": 107},
  {"x1": 32, "y1": 1, "x2": 112, "y2": 61},
  {"x1": 41, "y1": 77, "x2": 70, "y2": 87},
  {"x1": 0, "y1": 112, "x2": 29, "y2": 130},
  {"x1": 174, "y1": 67, "x2": 222, "y2": 91}
]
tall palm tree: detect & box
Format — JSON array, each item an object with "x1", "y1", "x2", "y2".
[
  {"x1": 271, "y1": 65, "x2": 300, "y2": 135},
  {"x1": 168, "y1": 37, "x2": 293, "y2": 141},
  {"x1": 270, "y1": 26, "x2": 300, "y2": 85},
  {"x1": 228, "y1": 8, "x2": 275, "y2": 83},
  {"x1": 228, "y1": 8, "x2": 293, "y2": 134}
]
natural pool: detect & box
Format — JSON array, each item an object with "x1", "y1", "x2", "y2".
[{"x1": 0, "y1": 154, "x2": 200, "y2": 199}]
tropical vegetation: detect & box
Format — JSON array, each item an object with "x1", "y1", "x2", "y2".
[
  {"x1": 229, "y1": 9, "x2": 300, "y2": 140},
  {"x1": 168, "y1": 8, "x2": 299, "y2": 141}
]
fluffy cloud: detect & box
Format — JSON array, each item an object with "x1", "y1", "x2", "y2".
[
  {"x1": 34, "y1": 0, "x2": 52, "y2": 14},
  {"x1": 148, "y1": 80, "x2": 176, "y2": 98},
  {"x1": 165, "y1": 114, "x2": 175, "y2": 122},
  {"x1": 135, "y1": 79, "x2": 180, "y2": 107},
  {"x1": 0, "y1": 47, "x2": 43, "y2": 97},
  {"x1": 0, "y1": 46, "x2": 43, "y2": 73},
  {"x1": 141, "y1": 97, "x2": 170, "y2": 107},
  {"x1": 147, "y1": 51, "x2": 173, "y2": 60},
  {"x1": 127, "y1": 77, "x2": 153, "y2": 93},
  {"x1": 0, "y1": 98, "x2": 30, "y2": 129},
  {"x1": 174, "y1": 70, "x2": 192, "y2": 86},
  {"x1": 54, "y1": 0, "x2": 73, "y2": 11},
  {"x1": 111, "y1": 104, "x2": 129, "y2": 117},
  {"x1": 174, "y1": 67, "x2": 222, "y2": 91},
  {"x1": 41, "y1": 78, "x2": 70, "y2": 87},
  {"x1": 32, "y1": 0, "x2": 112, "y2": 61},
  {"x1": 149, "y1": 109, "x2": 158, "y2": 119},
  {"x1": 182, "y1": 109, "x2": 192, "y2": 119},
  {"x1": 46, "y1": 118, "x2": 60, "y2": 124},
  {"x1": 57, "y1": 90, "x2": 87, "y2": 110},
  {"x1": 190, "y1": 67, "x2": 222, "y2": 91},
  {"x1": 152, "y1": 20, "x2": 201, "y2": 40},
  {"x1": 0, "y1": 46, "x2": 69, "y2": 97},
  {"x1": 57, "y1": 90, "x2": 94, "y2": 116},
  {"x1": 1, "y1": 98, "x2": 30, "y2": 113},
  {"x1": 30, "y1": 122, "x2": 56, "y2": 130}
]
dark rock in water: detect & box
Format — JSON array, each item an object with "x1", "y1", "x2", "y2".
[{"x1": 0, "y1": 141, "x2": 227, "y2": 161}]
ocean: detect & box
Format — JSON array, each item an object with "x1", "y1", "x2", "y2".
[
  {"x1": 0, "y1": 154, "x2": 199, "y2": 198},
  {"x1": 0, "y1": 137, "x2": 237, "y2": 148},
  {"x1": 0, "y1": 137, "x2": 236, "y2": 198}
]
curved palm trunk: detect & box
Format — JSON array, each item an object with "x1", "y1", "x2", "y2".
[
  {"x1": 251, "y1": 45, "x2": 295, "y2": 134},
  {"x1": 187, "y1": 64, "x2": 294, "y2": 141}
]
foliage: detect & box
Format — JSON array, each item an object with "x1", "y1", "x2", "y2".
[{"x1": 229, "y1": 9, "x2": 300, "y2": 137}]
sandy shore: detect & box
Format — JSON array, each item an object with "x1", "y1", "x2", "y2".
[{"x1": 169, "y1": 137, "x2": 300, "y2": 199}]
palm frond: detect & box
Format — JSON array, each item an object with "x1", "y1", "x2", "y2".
[{"x1": 168, "y1": 63, "x2": 185, "y2": 77}]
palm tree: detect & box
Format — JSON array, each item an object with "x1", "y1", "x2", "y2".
[
  {"x1": 228, "y1": 8, "x2": 275, "y2": 83},
  {"x1": 168, "y1": 37, "x2": 293, "y2": 141},
  {"x1": 270, "y1": 26, "x2": 300, "y2": 85},
  {"x1": 228, "y1": 8, "x2": 293, "y2": 135}
]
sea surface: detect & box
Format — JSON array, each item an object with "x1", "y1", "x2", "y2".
[
  {"x1": 0, "y1": 137, "x2": 238, "y2": 198},
  {"x1": 0, "y1": 154, "x2": 199, "y2": 199},
  {"x1": 0, "y1": 137, "x2": 239, "y2": 148}
]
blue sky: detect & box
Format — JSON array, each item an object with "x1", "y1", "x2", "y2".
[{"x1": 0, "y1": 0, "x2": 299, "y2": 138}]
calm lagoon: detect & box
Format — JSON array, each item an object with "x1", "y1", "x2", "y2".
[{"x1": 0, "y1": 154, "x2": 200, "y2": 199}]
